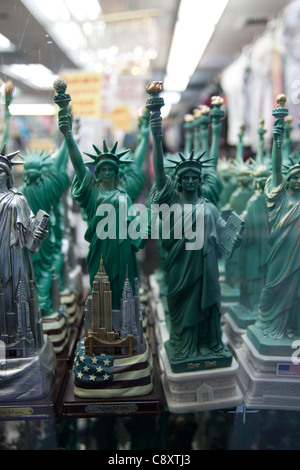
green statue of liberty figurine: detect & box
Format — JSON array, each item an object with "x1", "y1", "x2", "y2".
[
  {"x1": 228, "y1": 119, "x2": 271, "y2": 327},
  {"x1": 19, "y1": 143, "x2": 70, "y2": 315},
  {"x1": 185, "y1": 100, "x2": 224, "y2": 207},
  {"x1": 248, "y1": 94, "x2": 300, "y2": 354},
  {"x1": 54, "y1": 78, "x2": 142, "y2": 310},
  {"x1": 221, "y1": 126, "x2": 253, "y2": 297},
  {"x1": 229, "y1": 161, "x2": 271, "y2": 328},
  {"x1": 146, "y1": 81, "x2": 242, "y2": 372}
]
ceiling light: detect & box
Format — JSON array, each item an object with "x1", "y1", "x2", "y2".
[
  {"x1": 164, "y1": 0, "x2": 229, "y2": 93},
  {"x1": 161, "y1": 104, "x2": 172, "y2": 119},
  {"x1": 20, "y1": 0, "x2": 102, "y2": 67},
  {"x1": 1, "y1": 64, "x2": 59, "y2": 90},
  {"x1": 9, "y1": 103, "x2": 56, "y2": 116},
  {"x1": 164, "y1": 75, "x2": 189, "y2": 94},
  {"x1": 0, "y1": 34, "x2": 16, "y2": 52},
  {"x1": 21, "y1": 0, "x2": 71, "y2": 22},
  {"x1": 161, "y1": 91, "x2": 181, "y2": 106},
  {"x1": 54, "y1": 21, "x2": 86, "y2": 51}
]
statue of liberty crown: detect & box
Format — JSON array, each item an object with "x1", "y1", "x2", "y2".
[
  {"x1": 164, "y1": 150, "x2": 214, "y2": 175},
  {"x1": 83, "y1": 140, "x2": 132, "y2": 171},
  {"x1": 20, "y1": 148, "x2": 53, "y2": 170},
  {"x1": 0, "y1": 144, "x2": 24, "y2": 171},
  {"x1": 283, "y1": 151, "x2": 300, "y2": 179}
]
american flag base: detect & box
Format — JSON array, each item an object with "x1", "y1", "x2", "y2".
[
  {"x1": 236, "y1": 334, "x2": 300, "y2": 410},
  {"x1": 73, "y1": 338, "x2": 153, "y2": 399}
]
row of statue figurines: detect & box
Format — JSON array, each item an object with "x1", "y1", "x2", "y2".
[{"x1": 0, "y1": 77, "x2": 299, "y2": 375}]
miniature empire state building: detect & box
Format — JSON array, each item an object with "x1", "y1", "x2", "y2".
[
  {"x1": 74, "y1": 259, "x2": 153, "y2": 398},
  {"x1": 84, "y1": 258, "x2": 143, "y2": 356}
]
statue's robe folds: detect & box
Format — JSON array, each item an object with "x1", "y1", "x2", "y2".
[
  {"x1": 0, "y1": 189, "x2": 36, "y2": 312},
  {"x1": 239, "y1": 191, "x2": 270, "y2": 310},
  {"x1": 150, "y1": 175, "x2": 226, "y2": 358},
  {"x1": 71, "y1": 170, "x2": 140, "y2": 310}
]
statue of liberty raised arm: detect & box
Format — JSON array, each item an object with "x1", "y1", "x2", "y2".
[{"x1": 248, "y1": 94, "x2": 300, "y2": 353}]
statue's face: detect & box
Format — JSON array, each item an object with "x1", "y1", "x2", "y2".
[
  {"x1": 222, "y1": 173, "x2": 231, "y2": 182},
  {"x1": 238, "y1": 175, "x2": 249, "y2": 187},
  {"x1": 181, "y1": 170, "x2": 200, "y2": 193},
  {"x1": 96, "y1": 163, "x2": 116, "y2": 183},
  {"x1": 0, "y1": 168, "x2": 8, "y2": 186},
  {"x1": 23, "y1": 168, "x2": 41, "y2": 185},
  {"x1": 288, "y1": 172, "x2": 300, "y2": 194}
]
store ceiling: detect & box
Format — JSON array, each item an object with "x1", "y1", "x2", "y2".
[{"x1": 0, "y1": 0, "x2": 292, "y2": 119}]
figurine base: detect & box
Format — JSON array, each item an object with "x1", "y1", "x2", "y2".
[
  {"x1": 73, "y1": 338, "x2": 153, "y2": 399},
  {"x1": 237, "y1": 335, "x2": 300, "y2": 410},
  {"x1": 42, "y1": 311, "x2": 70, "y2": 354},
  {"x1": 164, "y1": 340, "x2": 232, "y2": 374},
  {"x1": 228, "y1": 303, "x2": 258, "y2": 329},
  {"x1": 160, "y1": 347, "x2": 243, "y2": 413},
  {"x1": 247, "y1": 324, "x2": 299, "y2": 356},
  {"x1": 0, "y1": 335, "x2": 56, "y2": 403},
  {"x1": 222, "y1": 312, "x2": 246, "y2": 351}
]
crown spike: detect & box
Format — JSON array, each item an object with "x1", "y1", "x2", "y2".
[
  {"x1": 195, "y1": 151, "x2": 208, "y2": 161},
  {"x1": 111, "y1": 142, "x2": 118, "y2": 154},
  {"x1": 1, "y1": 145, "x2": 6, "y2": 156},
  {"x1": 92, "y1": 144, "x2": 102, "y2": 156},
  {"x1": 178, "y1": 152, "x2": 186, "y2": 161},
  {"x1": 165, "y1": 158, "x2": 180, "y2": 165},
  {"x1": 83, "y1": 141, "x2": 133, "y2": 168},
  {"x1": 117, "y1": 148, "x2": 131, "y2": 159},
  {"x1": 103, "y1": 140, "x2": 109, "y2": 153},
  {"x1": 83, "y1": 152, "x2": 97, "y2": 162},
  {"x1": 6, "y1": 150, "x2": 21, "y2": 161}
]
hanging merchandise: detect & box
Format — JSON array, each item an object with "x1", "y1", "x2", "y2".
[
  {"x1": 283, "y1": 0, "x2": 300, "y2": 141},
  {"x1": 221, "y1": 15, "x2": 285, "y2": 151},
  {"x1": 247, "y1": 22, "x2": 284, "y2": 149},
  {"x1": 220, "y1": 49, "x2": 252, "y2": 147}
]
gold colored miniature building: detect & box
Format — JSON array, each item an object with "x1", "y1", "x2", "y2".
[{"x1": 85, "y1": 258, "x2": 137, "y2": 356}]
